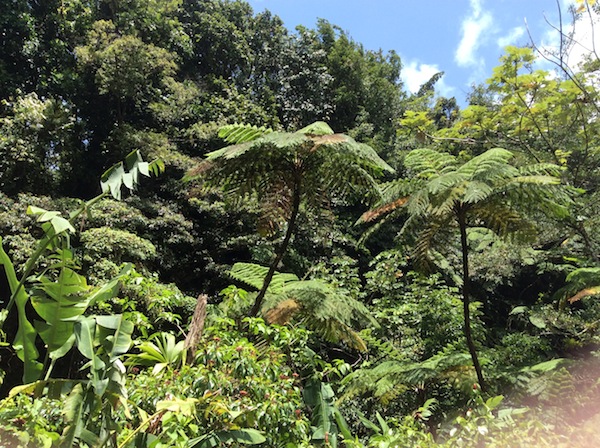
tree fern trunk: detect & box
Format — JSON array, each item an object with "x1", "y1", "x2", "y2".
[
  {"x1": 249, "y1": 182, "x2": 301, "y2": 317},
  {"x1": 457, "y1": 209, "x2": 487, "y2": 391}
]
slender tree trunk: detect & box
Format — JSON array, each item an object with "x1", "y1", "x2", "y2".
[
  {"x1": 457, "y1": 209, "x2": 487, "y2": 392},
  {"x1": 249, "y1": 182, "x2": 301, "y2": 317}
]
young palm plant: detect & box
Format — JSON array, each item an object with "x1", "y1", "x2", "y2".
[
  {"x1": 186, "y1": 122, "x2": 393, "y2": 317},
  {"x1": 360, "y1": 147, "x2": 572, "y2": 391}
]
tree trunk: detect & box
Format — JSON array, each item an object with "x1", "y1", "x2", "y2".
[
  {"x1": 249, "y1": 182, "x2": 301, "y2": 317},
  {"x1": 457, "y1": 210, "x2": 487, "y2": 392},
  {"x1": 184, "y1": 294, "x2": 208, "y2": 362}
]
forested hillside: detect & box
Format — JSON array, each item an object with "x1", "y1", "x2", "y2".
[{"x1": 1, "y1": 0, "x2": 600, "y2": 446}]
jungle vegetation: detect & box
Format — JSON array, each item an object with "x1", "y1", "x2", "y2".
[{"x1": 1, "y1": 0, "x2": 600, "y2": 446}]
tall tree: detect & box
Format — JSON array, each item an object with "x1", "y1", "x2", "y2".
[
  {"x1": 360, "y1": 147, "x2": 570, "y2": 390},
  {"x1": 187, "y1": 121, "x2": 393, "y2": 316}
]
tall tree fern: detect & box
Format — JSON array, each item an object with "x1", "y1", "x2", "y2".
[
  {"x1": 360, "y1": 147, "x2": 572, "y2": 391},
  {"x1": 187, "y1": 122, "x2": 393, "y2": 316}
]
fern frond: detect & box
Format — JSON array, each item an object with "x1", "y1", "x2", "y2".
[
  {"x1": 341, "y1": 350, "x2": 472, "y2": 404},
  {"x1": 462, "y1": 180, "x2": 494, "y2": 204},
  {"x1": 555, "y1": 267, "x2": 600, "y2": 303},
  {"x1": 297, "y1": 121, "x2": 334, "y2": 136},
  {"x1": 404, "y1": 148, "x2": 457, "y2": 179},
  {"x1": 218, "y1": 123, "x2": 273, "y2": 144},
  {"x1": 264, "y1": 299, "x2": 301, "y2": 325},
  {"x1": 458, "y1": 147, "x2": 515, "y2": 180},
  {"x1": 412, "y1": 217, "x2": 454, "y2": 267},
  {"x1": 474, "y1": 202, "x2": 534, "y2": 241},
  {"x1": 359, "y1": 197, "x2": 409, "y2": 223},
  {"x1": 229, "y1": 262, "x2": 299, "y2": 292}
]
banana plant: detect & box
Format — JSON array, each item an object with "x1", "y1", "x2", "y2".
[
  {"x1": 8, "y1": 314, "x2": 135, "y2": 447},
  {"x1": 0, "y1": 150, "x2": 163, "y2": 385},
  {"x1": 303, "y1": 378, "x2": 353, "y2": 447}
]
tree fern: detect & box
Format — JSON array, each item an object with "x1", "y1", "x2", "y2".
[
  {"x1": 360, "y1": 146, "x2": 573, "y2": 391},
  {"x1": 188, "y1": 121, "x2": 393, "y2": 317},
  {"x1": 228, "y1": 262, "x2": 375, "y2": 351},
  {"x1": 341, "y1": 349, "x2": 472, "y2": 405}
]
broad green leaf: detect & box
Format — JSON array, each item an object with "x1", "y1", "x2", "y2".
[
  {"x1": 1, "y1": 238, "x2": 43, "y2": 382},
  {"x1": 485, "y1": 395, "x2": 504, "y2": 410},
  {"x1": 509, "y1": 306, "x2": 528, "y2": 315},
  {"x1": 49, "y1": 216, "x2": 76, "y2": 235},
  {"x1": 216, "y1": 429, "x2": 267, "y2": 445},
  {"x1": 9, "y1": 379, "x2": 79, "y2": 399},
  {"x1": 74, "y1": 317, "x2": 96, "y2": 360},
  {"x1": 529, "y1": 315, "x2": 547, "y2": 329},
  {"x1": 96, "y1": 315, "x2": 134, "y2": 359},
  {"x1": 156, "y1": 398, "x2": 198, "y2": 415}
]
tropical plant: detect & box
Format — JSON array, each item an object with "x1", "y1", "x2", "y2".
[
  {"x1": 126, "y1": 331, "x2": 185, "y2": 375},
  {"x1": 186, "y1": 121, "x2": 393, "y2": 317},
  {"x1": 0, "y1": 151, "x2": 163, "y2": 389},
  {"x1": 360, "y1": 147, "x2": 571, "y2": 390},
  {"x1": 228, "y1": 262, "x2": 376, "y2": 351},
  {"x1": 303, "y1": 378, "x2": 353, "y2": 448}
]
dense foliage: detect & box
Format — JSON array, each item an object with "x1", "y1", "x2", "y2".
[{"x1": 2, "y1": 0, "x2": 600, "y2": 446}]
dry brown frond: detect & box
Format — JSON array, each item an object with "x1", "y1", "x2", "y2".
[
  {"x1": 264, "y1": 299, "x2": 301, "y2": 325},
  {"x1": 568, "y1": 286, "x2": 600, "y2": 303},
  {"x1": 185, "y1": 160, "x2": 214, "y2": 178},
  {"x1": 360, "y1": 197, "x2": 409, "y2": 223},
  {"x1": 310, "y1": 134, "x2": 348, "y2": 151}
]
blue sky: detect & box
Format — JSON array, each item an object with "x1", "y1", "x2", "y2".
[{"x1": 246, "y1": 0, "x2": 590, "y2": 102}]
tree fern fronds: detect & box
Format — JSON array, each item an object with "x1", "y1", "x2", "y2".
[
  {"x1": 218, "y1": 123, "x2": 273, "y2": 144},
  {"x1": 462, "y1": 180, "x2": 494, "y2": 204},
  {"x1": 412, "y1": 217, "x2": 455, "y2": 268},
  {"x1": 228, "y1": 263, "x2": 375, "y2": 349},
  {"x1": 264, "y1": 299, "x2": 301, "y2": 325},
  {"x1": 457, "y1": 147, "x2": 515, "y2": 179},
  {"x1": 406, "y1": 188, "x2": 431, "y2": 217},
  {"x1": 229, "y1": 262, "x2": 299, "y2": 292},
  {"x1": 555, "y1": 267, "x2": 600, "y2": 304},
  {"x1": 341, "y1": 351, "x2": 472, "y2": 403},
  {"x1": 404, "y1": 148, "x2": 457, "y2": 179},
  {"x1": 517, "y1": 162, "x2": 564, "y2": 177},
  {"x1": 192, "y1": 121, "x2": 395, "y2": 318},
  {"x1": 359, "y1": 197, "x2": 409, "y2": 224},
  {"x1": 427, "y1": 171, "x2": 469, "y2": 194},
  {"x1": 297, "y1": 121, "x2": 334, "y2": 136},
  {"x1": 474, "y1": 202, "x2": 535, "y2": 241}
]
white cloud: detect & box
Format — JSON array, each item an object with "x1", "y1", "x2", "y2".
[
  {"x1": 401, "y1": 61, "x2": 456, "y2": 97},
  {"x1": 455, "y1": 0, "x2": 494, "y2": 67},
  {"x1": 497, "y1": 26, "x2": 526, "y2": 48}
]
